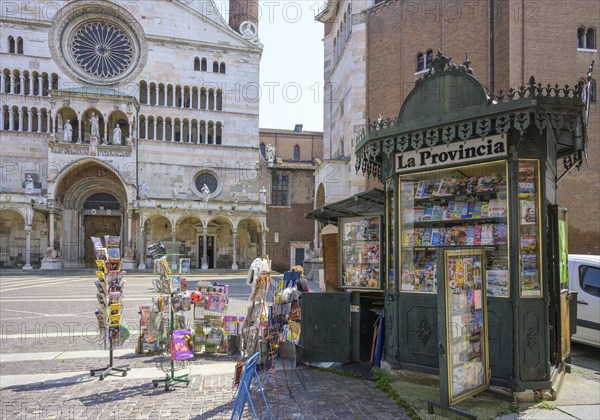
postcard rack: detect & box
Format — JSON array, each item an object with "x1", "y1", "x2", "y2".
[{"x1": 89, "y1": 235, "x2": 131, "y2": 380}]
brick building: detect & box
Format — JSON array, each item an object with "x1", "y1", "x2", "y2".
[
  {"x1": 258, "y1": 128, "x2": 323, "y2": 272},
  {"x1": 317, "y1": 0, "x2": 599, "y2": 253}
]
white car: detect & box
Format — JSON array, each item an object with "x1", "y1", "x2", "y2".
[{"x1": 569, "y1": 254, "x2": 600, "y2": 347}]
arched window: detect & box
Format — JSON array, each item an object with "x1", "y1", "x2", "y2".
[
  {"x1": 8, "y1": 36, "x2": 15, "y2": 53},
  {"x1": 260, "y1": 143, "x2": 266, "y2": 158},
  {"x1": 201, "y1": 58, "x2": 207, "y2": 71},
  {"x1": 416, "y1": 53, "x2": 425, "y2": 72},
  {"x1": 17, "y1": 37, "x2": 23, "y2": 54},
  {"x1": 426, "y1": 50, "x2": 433, "y2": 69},
  {"x1": 294, "y1": 145, "x2": 300, "y2": 160},
  {"x1": 578, "y1": 27, "x2": 586, "y2": 48},
  {"x1": 219, "y1": 62, "x2": 226, "y2": 73},
  {"x1": 586, "y1": 28, "x2": 596, "y2": 49},
  {"x1": 213, "y1": 61, "x2": 219, "y2": 72},
  {"x1": 194, "y1": 57, "x2": 200, "y2": 71}
]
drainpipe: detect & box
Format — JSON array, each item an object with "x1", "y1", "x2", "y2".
[{"x1": 490, "y1": 0, "x2": 495, "y2": 93}]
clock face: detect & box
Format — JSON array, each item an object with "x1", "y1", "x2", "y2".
[{"x1": 239, "y1": 21, "x2": 257, "y2": 39}]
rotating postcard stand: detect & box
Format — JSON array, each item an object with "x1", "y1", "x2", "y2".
[
  {"x1": 89, "y1": 236, "x2": 131, "y2": 380},
  {"x1": 147, "y1": 242, "x2": 190, "y2": 391}
]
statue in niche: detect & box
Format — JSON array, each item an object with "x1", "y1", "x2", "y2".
[
  {"x1": 259, "y1": 186, "x2": 266, "y2": 204},
  {"x1": 232, "y1": 192, "x2": 238, "y2": 204},
  {"x1": 201, "y1": 183, "x2": 210, "y2": 202},
  {"x1": 90, "y1": 112, "x2": 100, "y2": 138},
  {"x1": 24, "y1": 175, "x2": 34, "y2": 194},
  {"x1": 63, "y1": 120, "x2": 73, "y2": 143},
  {"x1": 113, "y1": 123, "x2": 122, "y2": 145},
  {"x1": 266, "y1": 144, "x2": 275, "y2": 162},
  {"x1": 139, "y1": 181, "x2": 148, "y2": 199}
]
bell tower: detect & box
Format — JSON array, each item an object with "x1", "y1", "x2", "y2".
[{"x1": 229, "y1": 0, "x2": 259, "y2": 37}]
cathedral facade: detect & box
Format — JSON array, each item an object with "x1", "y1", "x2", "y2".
[{"x1": 0, "y1": 0, "x2": 266, "y2": 269}]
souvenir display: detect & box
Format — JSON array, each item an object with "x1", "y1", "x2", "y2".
[{"x1": 89, "y1": 236, "x2": 130, "y2": 380}]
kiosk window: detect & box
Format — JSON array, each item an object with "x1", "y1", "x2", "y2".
[{"x1": 399, "y1": 161, "x2": 509, "y2": 296}]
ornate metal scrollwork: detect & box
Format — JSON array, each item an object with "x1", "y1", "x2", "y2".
[{"x1": 418, "y1": 317, "x2": 433, "y2": 345}]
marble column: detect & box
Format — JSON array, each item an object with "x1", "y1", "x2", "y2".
[
  {"x1": 188, "y1": 121, "x2": 192, "y2": 143},
  {"x1": 261, "y1": 225, "x2": 267, "y2": 257},
  {"x1": 146, "y1": 84, "x2": 150, "y2": 105},
  {"x1": 27, "y1": 110, "x2": 32, "y2": 132},
  {"x1": 8, "y1": 109, "x2": 14, "y2": 130},
  {"x1": 10, "y1": 74, "x2": 15, "y2": 94},
  {"x1": 37, "y1": 76, "x2": 43, "y2": 96},
  {"x1": 47, "y1": 110, "x2": 52, "y2": 133},
  {"x1": 0, "y1": 109, "x2": 4, "y2": 131},
  {"x1": 29, "y1": 75, "x2": 34, "y2": 96},
  {"x1": 171, "y1": 226, "x2": 178, "y2": 270},
  {"x1": 197, "y1": 123, "x2": 201, "y2": 143},
  {"x1": 197, "y1": 90, "x2": 201, "y2": 109},
  {"x1": 179, "y1": 121, "x2": 183, "y2": 141},
  {"x1": 77, "y1": 119, "x2": 82, "y2": 143},
  {"x1": 104, "y1": 120, "x2": 108, "y2": 144},
  {"x1": 162, "y1": 120, "x2": 166, "y2": 141},
  {"x1": 231, "y1": 230, "x2": 238, "y2": 270},
  {"x1": 19, "y1": 75, "x2": 25, "y2": 95},
  {"x1": 153, "y1": 119, "x2": 157, "y2": 140},
  {"x1": 23, "y1": 225, "x2": 33, "y2": 270},
  {"x1": 17, "y1": 108, "x2": 23, "y2": 131},
  {"x1": 48, "y1": 210, "x2": 55, "y2": 249},
  {"x1": 0, "y1": 73, "x2": 4, "y2": 94},
  {"x1": 171, "y1": 122, "x2": 175, "y2": 141},
  {"x1": 144, "y1": 118, "x2": 148, "y2": 140},
  {"x1": 138, "y1": 225, "x2": 147, "y2": 269},
  {"x1": 202, "y1": 227, "x2": 208, "y2": 269},
  {"x1": 127, "y1": 212, "x2": 133, "y2": 249}
]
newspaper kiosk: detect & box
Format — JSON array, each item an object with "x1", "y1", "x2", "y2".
[{"x1": 350, "y1": 53, "x2": 591, "y2": 403}]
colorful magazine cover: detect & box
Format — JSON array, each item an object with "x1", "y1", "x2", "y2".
[
  {"x1": 171, "y1": 329, "x2": 194, "y2": 360},
  {"x1": 284, "y1": 321, "x2": 301, "y2": 345},
  {"x1": 107, "y1": 247, "x2": 120, "y2": 261},
  {"x1": 520, "y1": 200, "x2": 536, "y2": 225}
]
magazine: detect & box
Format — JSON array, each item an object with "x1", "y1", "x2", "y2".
[
  {"x1": 171, "y1": 329, "x2": 194, "y2": 360},
  {"x1": 520, "y1": 200, "x2": 536, "y2": 225}
]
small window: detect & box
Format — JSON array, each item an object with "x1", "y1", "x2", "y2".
[
  {"x1": 260, "y1": 143, "x2": 266, "y2": 157},
  {"x1": 213, "y1": 61, "x2": 219, "y2": 72},
  {"x1": 426, "y1": 50, "x2": 433, "y2": 69},
  {"x1": 271, "y1": 174, "x2": 289, "y2": 206},
  {"x1": 201, "y1": 58, "x2": 207, "y2": 72},
  {"x1": 194, "y1": 57, "x2": 200, "y2": 71},
  {"x1": 219, "y1": 62, "x2": 226, "y2": 73},
  {"x1": 586, "y1": 28, "x2": 596, "y2": 49},
  {"x1": 578, "y1": 27, "x2": 586, "y2": 48},
  {"x1": 416, "y1": 53, "x2": 425, "y2": 72},
  {"x1": 8, "y1": 36, "x2": 15, "y2": 54},
  {"x1": 17, "y1": 37, "x2": 23, "y2": 54},
  {"x1": 294, "y1": 145, "x2": 300, "y2": 160},
  {"x1": 579, "y1": 264, "x2": 600, "y2": 297}
]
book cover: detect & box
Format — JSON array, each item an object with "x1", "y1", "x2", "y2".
[
  {"x1": 493, "y1": 224, "x2": 508, "y2": 245},
  {"x1": 430, "y1": 228, "x2": 440, "y2": 246},
  {"x1": 415, "y1": 180, "x2": 429, "y2": 198},
  {"x1": 473, "y1": 225, "x2": 482, "y2": 245},
  {"x1": 107, "y1": 247, "x2": 120, "y2": 262},
  {"x1": 432, "y1": 205, "x2": 444, "y2": 221},
  {"x1": 422, "y1": 228, "x2": 432, "y2": 246},
  {"x1": 436, "y1": 178, "x2": 456, "y2": 196},
  {"x1": 171, "y1": 329, "x2": 194, "y2": 360},
  {"x1": 451, "y1": 226, "x2": 467, "y2": 246},
  {"x1": 481, "y1": 225, "x2": 494, "y2": 245},
  {"x1": 466, "y1": 225, "x2": 475, "y2": 246},
  {"x1": 520, "y1": 200, "x2": 536, "y2": 225},
  {"x1": 421, "y1": 205, "x2": 434, "y2": 221}
]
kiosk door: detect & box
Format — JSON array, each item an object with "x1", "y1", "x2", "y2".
[{"x1": 438, "y1": 249, "x2": 490, "y2": 406}]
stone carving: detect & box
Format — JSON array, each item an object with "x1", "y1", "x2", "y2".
[
  {"x1": 63, "y1": 120, "x2": 73, "y2": 142},
  {"x1": 201, "y1": 183, "x2": 210, "y2": 202},
  {"x1": 113, "y1": 123, "x2": 122, "y2": 145},
  {"x1": 90, "y1": 112, "x2": 100, "y2": 137},
  {"x1": 139, "y1": 181, "x2": 148, "y2": 199},
  {"x1": 24, "y1": 175, "x2": 34, "y2": 194},
  {"x1": 232, "y1": 192, "x2": 238, "y2": 204},
  {"x1": 266, "y1": 144, "x2": 275, "y2": 162},
  {"x1": 259, "y1": 186, "x2": 266, "y2": 204},
  {"x1": 43, "y1": 247, "x2": 61, "y2": 260}
]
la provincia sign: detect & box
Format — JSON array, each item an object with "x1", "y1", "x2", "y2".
[{"x1": 395, "y1": 134, "x2": 507, "y2": 174}]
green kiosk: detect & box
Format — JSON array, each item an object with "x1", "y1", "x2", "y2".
[{"x1": 307, "y1": 53, "x2": 592, "y2": 405}]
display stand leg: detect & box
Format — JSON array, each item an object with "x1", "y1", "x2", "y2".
[{"x1": 90, "y1": 336, "x2": 130, "y2": 381}]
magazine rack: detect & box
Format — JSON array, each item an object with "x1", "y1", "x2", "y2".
[{"x1": 150, "y1": 258, "x2": 190, "y2": 391}]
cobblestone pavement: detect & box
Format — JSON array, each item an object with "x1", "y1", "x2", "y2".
[
  {"x1": 1, "y1": 362, "x2": 409, "y2": 419},
  {"x1": 1, "y1": 272, "x2": 407, "y2": 419}
]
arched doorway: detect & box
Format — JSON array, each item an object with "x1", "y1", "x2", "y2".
[
  {"x1": 0, "y1": 209, "x2": 25, "y2": 268},
  {"x1": 82, "y1": 193, "x2": 122, "y2": 263},
  {"x1": 237, "y1": 218, "x2": 262, "y2": 268},
  {"x1": 54, "y1": 160, "x2": 128, "y2": 267}
]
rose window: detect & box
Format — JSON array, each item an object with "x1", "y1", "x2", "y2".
[{"x1": 71, "y1": 22, "x2": 133, "y2": 79}]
